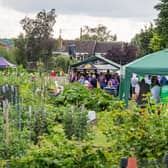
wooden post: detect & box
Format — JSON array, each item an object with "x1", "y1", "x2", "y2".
[{"x1": 3, "y1": 99, "x2": 9, "y2": 144}]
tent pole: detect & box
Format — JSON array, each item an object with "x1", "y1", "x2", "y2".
[
  {"x1": 124, "y1": 68, "x2": 131, "y2": 108},
  {"x1": 119, "y1": 65, "x2": 124, "y2": 100}
]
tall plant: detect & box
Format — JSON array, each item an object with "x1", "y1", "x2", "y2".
[{"x1": 63, "y1": 105, "x2": 88, "y2": 140}]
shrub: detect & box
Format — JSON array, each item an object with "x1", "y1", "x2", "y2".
[{"x1": 98, "y1": 107, "x2": 168, "y2": 163}]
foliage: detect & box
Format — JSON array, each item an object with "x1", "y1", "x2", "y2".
[
  {"x1": 131, "y1": 0, "x2": 168, "y2": 56},
  {"x1": 80, "y1": 24, "x2": 117, "y2": 41},
  {"x1": 99, "y1": 105, "x2": 168, "y2": 164},
  {"x1": 131, "y1": 25, "x2": 154, "y2": 57},
  {"x1": 9, "y1": 128, "x2": 112, "y2": 168},
  {"x1": 149, "y1": 31, "x2": 164, "y2": 52},
  {"x1": 54, "y1": 55, "x2": 72, "y2": 73},
  {"x1": 63, "y1": 105, "x2": 88, "y2": 140},
  {"x1": 155, "y1": 0, "x2": 168, "y2": 47},
  {"x1": 104, "y1": 42, "x2": 137, "y2": 65},
  {"x1": 0, "y1": 68, "x2": 53, "y2": 160},
  {"x1": 49, "y1": 82, "x2": 124, "y2": 114},
  {"x1": 0, "y1": 46, "x2": 16, "y2": 63},
  {"x1": 14, "y1": 34, "x2": 27, "y2": 67}
]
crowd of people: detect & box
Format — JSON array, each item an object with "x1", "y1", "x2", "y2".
[
  {"x1": 131, "y1": 74, "x2": 168, "y2": 106},
  {"x1": 70, "y1": 69, "x2": 120, "y2": 96},
  {"x1": 69, "y1": 69, "x2": 168, "y2": 106}
]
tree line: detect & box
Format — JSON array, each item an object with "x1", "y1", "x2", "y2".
[{"x1": 131, "y1": 0, "x2": 168, "y2": 57}]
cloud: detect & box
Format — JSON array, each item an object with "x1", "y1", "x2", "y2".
[
  {"x1": 0, "y1": 5, "x2": 23, "y2": 38},
  {"x1": 55, "y1": 14, "x2": 152, "y2": 42},
  {"x1": 0, "y1": 0, "x2": 157, "y2": 20},
  {"x1": 0, "y1": 0, "x2": 157, "y2": 41}
]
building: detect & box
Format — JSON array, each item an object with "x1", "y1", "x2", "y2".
[{"x1": 53, "y1": 39, "x2": 137, "y2": 65}]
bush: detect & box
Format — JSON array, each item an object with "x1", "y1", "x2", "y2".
[
  {"x1": 54, "y1": 55, "x2": 72, "y2": 73},
  {"x1": 9, "y1": 130, "x2": 112, "y2": 168},
  {"x1": 98, "y1": 107, "x2": 168, "y2": 163}
]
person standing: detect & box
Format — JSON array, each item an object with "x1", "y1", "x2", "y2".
[
  {"x1": 135, "y1": 79, "x2": 150, "y2": 106},
  {"x1": 160, "y1": 81, "x2": 168, "y2": 103},
  {"x1": 50, "y1": 70, "x2": 56, "y2": 78},
  {"x1": 150, "y1": 76, "x2": 160, "y2": 103},
  {"x1": 90, "y1": 74, "x2": 97, "y2": 88},
  {"x1": 131, "y1": 74, "x2": 138, "y2": 99}
]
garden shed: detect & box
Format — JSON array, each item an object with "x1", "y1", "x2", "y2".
[{"x1": 122, "y1": 49, "x2": 168, "y2": 106}]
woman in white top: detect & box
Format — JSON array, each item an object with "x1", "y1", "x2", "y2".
[{"x1": 150, "y1": 76, "x2": 160, "y2": 103}]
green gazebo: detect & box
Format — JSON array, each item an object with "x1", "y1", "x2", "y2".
[{"x1": 122, "y1": 49, "x2": 168, "y2": 106}]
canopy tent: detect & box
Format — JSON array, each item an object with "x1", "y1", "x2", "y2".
[
  {"x1": 0, "y1": 56, "x2": 16, "y2": 68},
  {"x1": 122, "y1": 49, "x2": 168, "y2": 106},
  {"x1": 70, "y1": 54, "x2": 121, "y2": 70}
]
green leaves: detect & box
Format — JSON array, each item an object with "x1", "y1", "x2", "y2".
[
  {"x1": 63, "y1": 105, "x2": 88, "y2": 140},
  {"x1": 50, "y1": 82, "x2": 123, "y2": 112},
  {"x1": 99, "y1": 107, "x2": 168, "y2": 162}
]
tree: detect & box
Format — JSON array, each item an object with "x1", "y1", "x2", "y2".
[
  {"x1": 14, "y1": 34, "x2": 27, "y2": 67},
  {"x1": 81, "y1": 24, "x2": 117, "y2": 41},
  {"x1": 155, "y1": 0, "x2": 168, "y2": 47},
  {"x1": 149, "y1": 31, "x2": 164, "y2": 52},
  {"x1": 104, "y1": 43, "x2": 137, "y2": 65},
  {"x1": 19, "y1": 9, "x2": 57, "y2": 67},
  {"x1": 131, "y1": 25, "x2": 154, "y2": 57},
  {"x1": 54, "y1": 55, "x2": 76, "y2": 73}
]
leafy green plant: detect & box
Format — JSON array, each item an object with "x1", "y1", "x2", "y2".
[
  {"x1": 49, "y1": 82, "x2": 124, "y2": 112},
  {"x1": 63, "y1": 105, "x2": 88, "y2": 140},
  {"x1": 9, "y1": 128, "x2": 112, "y2": 168},
  {"x1": 98, "y1": 106, "x2": 168, "y2": 164}
]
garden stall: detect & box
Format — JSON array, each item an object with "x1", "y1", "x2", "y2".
[
  {"x1": 70, "y1": 54, "x2": 120, "y2": 72},
  {"x1": 122, "y1": 49, "x2": 168, "y2": 106},
  {"x1": 70, "y1": 55, "x2": 121, "y2": 96}
]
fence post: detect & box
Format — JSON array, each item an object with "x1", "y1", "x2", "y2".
[{"x1": 3, "y1": 99, "x2": 9, "y2": 144}]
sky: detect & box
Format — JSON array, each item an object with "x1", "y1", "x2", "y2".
[{"x1": 0, "y1": 0, "x2": 158, "y2": 42}]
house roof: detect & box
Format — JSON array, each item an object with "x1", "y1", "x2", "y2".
[
  {"x1": 70, "y1": 54, "x2": 120, "y2": 69},
  {"x1": 95, "y1": 41, "x2": 123, "y2": 53},
  {"x1": 62, "y1": 40, "x2": 96, "y2": 55},
  {"x1": 59, "y1": 40, "x2": 123, "y2": 55}
]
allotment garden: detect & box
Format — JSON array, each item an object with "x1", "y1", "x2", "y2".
[{"x1": 0, "y1": 67, "x2": 167, "y2": 168}]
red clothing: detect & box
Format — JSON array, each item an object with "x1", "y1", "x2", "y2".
[{"x1": 50, "y1": 71, "x2": 56, "y2": 77}]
